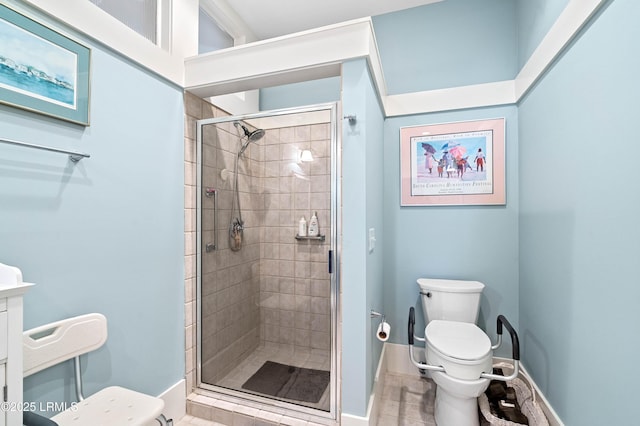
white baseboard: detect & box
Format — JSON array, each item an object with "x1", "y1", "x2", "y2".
[
  {"x1": 340, "y1": 413, "x2": 369, "y2": 426},
  {"x1": 518, "y1": 364, "x2": 564, "y2": 426},
  {"x1": 340, "y1": 344, "x2": 389, "y2": 426},
  {"x1": 158, "y1": 379, "x2": 186, "y2": 423}
]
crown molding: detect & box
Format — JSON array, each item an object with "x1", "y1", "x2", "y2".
[
  {"x1": 184, "y1": 18, "x2": 381, "y2": 98},
  {"x1": 200, "y1": 0, "x2": 257, "y2": 44},
  {"x1": 514, "y1": 0, "x2": 608, "y2": 101},
  {"x1": 384, "y1": 0, "x2": 608, "y2": 116},
  {"x1": 384, "y1": 81, "x2": 516, "y2": 116},
  {"x1": 185, "y1": 0, "x2": 609, "y2": 117},
  {"x1": 15, "y1": 0, "x2": 608, "y2": 115}
]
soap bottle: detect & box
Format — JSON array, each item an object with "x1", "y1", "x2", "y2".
[
  {"x1": 308, "y1": 211, "x2": 319, "y2": 237},
  {"x1": 298, "y1": 216, "x2": 307, "y2": 237}
]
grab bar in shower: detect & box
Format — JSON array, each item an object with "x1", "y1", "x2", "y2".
[
  {"x1": 0, "y1": 137, "x2": 90, "y2": 162},
  {"x1": 205, "y1": 188, "x2": 218, "y2": 252}
]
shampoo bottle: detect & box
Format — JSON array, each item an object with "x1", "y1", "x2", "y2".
[
  {"x1": 308, "y1": 211, "x2": 319, "y2": 237},
  {"x1": 298, "y1": 216, "x2": 307, "y2": 237}
]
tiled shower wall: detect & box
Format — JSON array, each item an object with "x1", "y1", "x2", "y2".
[
  {"x1": 185, "y1": 92, "x2": 261, "y2": 387},
  {"x1": 184, "y1": 92, "x2": 224, "y2": 392},
  {"x1": 259, "y1": 124, "x2": 331, "y2": 352},
  {"x1": 199, "y1": 121, "x2": 261, "y2": 384},
  {"x1": 184, "y1": 92, "x2": 332, "y2": 393}
]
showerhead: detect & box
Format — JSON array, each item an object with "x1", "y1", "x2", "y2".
[
  {"x1": 246, "y1": 127, "x2": 266, "y2": 142},
  {"x1": 235, "y1": 122, "x2": 265, "y2": 142},
  {"x1": 234, "y1": 122, "x2": 265, "y2": 155}
]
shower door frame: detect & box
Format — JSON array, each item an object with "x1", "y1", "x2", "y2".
[{"x1": 195, "y1": 102, "x2": 342, "y2": 421}]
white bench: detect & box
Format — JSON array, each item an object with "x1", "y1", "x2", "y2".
[{"x1": 23, "y1": 313, "x2": 172, "y2": 426}]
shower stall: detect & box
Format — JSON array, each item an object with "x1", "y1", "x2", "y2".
[{"x1": 195, "y1": 103, "x2": 340, "y2": 419}]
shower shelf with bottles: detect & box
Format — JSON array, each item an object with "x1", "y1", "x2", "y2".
[{"x1": 295, "y1": 234, "x2": 325, "y2": 242}]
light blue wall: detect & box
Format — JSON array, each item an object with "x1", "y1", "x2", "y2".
[
  {"x1": 259, "y1": 61, "x2": 386, "y2": 417},
  {"x1": 372, "y1": 0, "x2": 517, "y2": 95},
  {"x1": 370, "y1": 0, "x2": 521, "y2": 357},
  {"x1": 341, "y1": 59, "x2": 385, "y2": 417},
  {"x1": 363, "y1": 62, "x2": 385, "y2": 413},
  {"x1": 257, "y1": 2, "x2": 522, "y2": 417},
  {"x1": 516, "y1": 0, "x2": 569, "y2": 69},
  {"x1": 384, "y1": 107, "x2": 519, "y2": 356},
  {"x1": 4, "y1": 1, "x2": 626, "y2": 423},
  {"x1": 0, "y1": 4, "x2": 184, "y2": 410},
  {"x1": 263, "y1": 2, "x2": 631, "y2": 423},
  {"x1": 518, "y1": 1, "x2": 640, "y2": 424},
  {"x1": 259, "y1": 77, "x2": 341, "y2": 111}
]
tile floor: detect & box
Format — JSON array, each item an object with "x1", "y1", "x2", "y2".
[
  {"x1": 376, "y1": 372, "x2": 491, "y2": 426},
  {"x1": 182, "y1": 370, "x2": 494, "y2": 425},
  {"x1": 376, "y1": 372, "x2": 437, "y2": 426},
  {"x1": 176, "y1": 416, "x2": 225, "y2": 426}
]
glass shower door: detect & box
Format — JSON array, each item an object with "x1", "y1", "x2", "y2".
[{"x1": 196, "y1": 104, "x2": 339, "y2": 418}]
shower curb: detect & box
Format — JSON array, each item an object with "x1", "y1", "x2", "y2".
[{"x1": 186, "y1": 392, "x2": 336, "y2": 426}]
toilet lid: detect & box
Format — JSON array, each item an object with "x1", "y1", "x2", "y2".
[{"x1": 426, "y1": 320, "x2": 491, "y2": 361}]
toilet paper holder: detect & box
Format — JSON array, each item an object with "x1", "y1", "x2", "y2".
[
  {"x1": 370, "y1": 310, "x2": 385, "y2": 326},
  {"x1": 371, "y1": 310, "x2": 390, "y2": 341}
]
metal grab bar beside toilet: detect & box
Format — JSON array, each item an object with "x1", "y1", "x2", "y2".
[{"x1": 407, "y1": 307, "x2": 520, "y2": 382}]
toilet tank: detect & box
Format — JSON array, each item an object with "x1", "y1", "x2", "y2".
[{"x1": 417, "y1": 278, "x2": 484, "y2": 324}]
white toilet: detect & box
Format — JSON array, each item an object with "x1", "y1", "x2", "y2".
[{"x1": 411, "y1": 278, "x2": 499, "y2": 426}]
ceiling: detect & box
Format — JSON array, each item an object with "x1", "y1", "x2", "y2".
[{"x1": 208, "y1": 0, "x2": 444, "y2": 41}]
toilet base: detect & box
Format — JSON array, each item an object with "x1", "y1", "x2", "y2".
[{"x1": 434, "y1": 385, "x2": 481, "y2": 426}]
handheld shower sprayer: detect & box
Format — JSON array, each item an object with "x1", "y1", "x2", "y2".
[
  {"x1": 229, "y1": 121, "x2": 266, "y2": 251},
  {"x1": 233, "y1": 121, "x2": 265, "y2": 140}
]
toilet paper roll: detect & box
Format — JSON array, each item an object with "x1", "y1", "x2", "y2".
[{"x1": 376, "y1": 321, "x2": 391, "y2": 342}]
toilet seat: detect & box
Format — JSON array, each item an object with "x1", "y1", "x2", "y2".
[{"x1": 426, "y1": 320, "x2": 492, "y2": 380}]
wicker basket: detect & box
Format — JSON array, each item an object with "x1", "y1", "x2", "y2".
[{"x1": 479, "y1": 376, "x2": 549, "y2": 426}]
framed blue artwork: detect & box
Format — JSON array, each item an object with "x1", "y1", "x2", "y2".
[
  {"x1": 400, "y1": 118, "x2": 506, "y2": 206},
  {"x1": 0, "y1": 4, "x2": 90, "y2": 126}
]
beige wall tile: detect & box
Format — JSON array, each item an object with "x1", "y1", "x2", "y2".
[{"x1": 186, "y1": 95, "x2": 333, "y2": 384}]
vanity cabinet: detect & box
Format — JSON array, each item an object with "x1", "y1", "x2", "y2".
[{"x1": 0, "y1": 282, "x2": 32, "y2": 426}]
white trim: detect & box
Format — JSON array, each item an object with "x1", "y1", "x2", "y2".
[
  {"x1": 384, "y1": 342, "x2": 423, "y2": 377},
  {"x1": 363, "y1": 21, "x2": 388, "y2": 104},
  {"x1": 518, "y1": 363, "x2": 565, "y2": 426},
  {"x1": 13, "y1": 0, "x2": 607, "y2": 116},
  {"x1": 340, "y1": 344, "x2": 388, "y2": 426},
  {"x1": 2, "y1": 283, "x2": 32, "y2": 426},
  {"x1": 384, "y1": 80, "x2": 516, "y2": 116},
  {"x1": 170, "y1": 0, "x2": 200, "y2": 60},
  {"x1": 184, "y1": 18, "x2": 379, "y2": 99},
  {"x1": 514, "y1": 0, "x2": 607, "y2": 100},
  {"x1": 340, "y1": 412, "x2": 370, "y2": 426},
  {"x1": 340, "y1": 343, "x2": 392, "y2": 426},
  {"x1": 200, "y1": 0, "x2": 257, "y2": 44},
  {"x1": 15, "y1": 0, "x2": 188, "y2": 86},
  {"x1": 184, "y1": 0, "x2": 607, "y2": 117},
  {"x1": 386, "y1": 0, "x2": 608, "y2": 116},
  {"x1": 157, "y1": 379, "x2": 186, "y2": 424},
  {"x1": 339, "y1": 343, "x2": 420, "y2": 425}
]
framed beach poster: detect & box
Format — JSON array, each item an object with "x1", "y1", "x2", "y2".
[
  {"x1": 400, "y1": 118, "x2": 505, "y2": 206},
  {"x1": 0, "y1": 4, "x2": 90, "y2": 126}
]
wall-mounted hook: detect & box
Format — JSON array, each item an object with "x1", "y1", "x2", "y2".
[{"x1": 343, "y1": 114, "x2": 357, "y2": 125}]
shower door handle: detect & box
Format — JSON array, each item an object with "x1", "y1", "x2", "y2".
[
  {"x1": 328, "y1": 250, "x2": 333, "y2": 273},
  {"x1": 205, "y1": 188, "x2": 218, "y2": 252}
]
